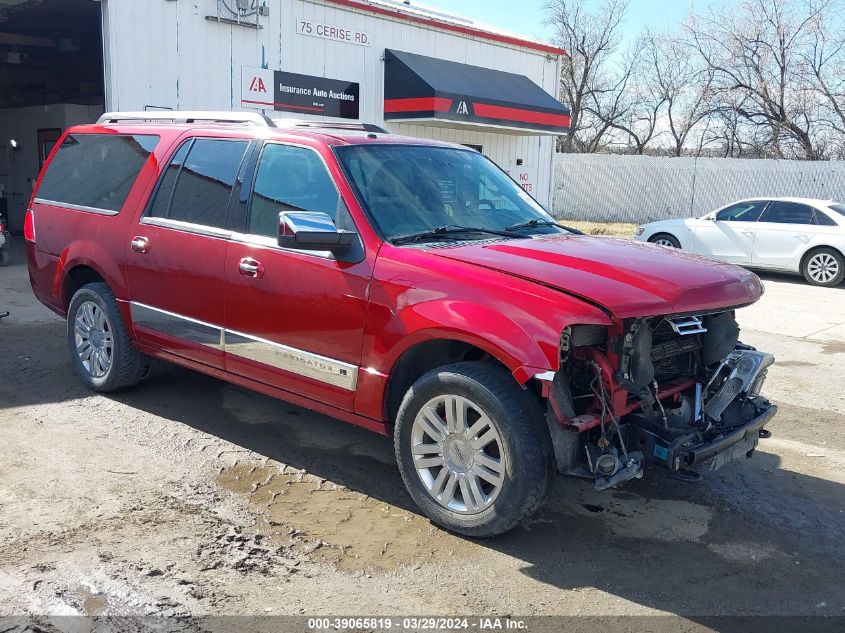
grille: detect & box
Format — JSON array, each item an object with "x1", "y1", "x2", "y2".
[{"x1": 650, "y1": 318, "x2": 701, "y2": 383}]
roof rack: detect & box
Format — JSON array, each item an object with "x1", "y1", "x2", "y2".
[
  {"x1": 97, "y1": 111, "x2": 276, "y2": 127},
  {"x1": 96, "y1": 111, "x2": 390, "y2": 134},
  {"x1": 273, "y1": 119, "x2": 389, "y2": 134}
]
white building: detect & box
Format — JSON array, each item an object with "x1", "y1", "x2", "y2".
[{"x1": 0, "y1": 0, "x2": 569, "y2": 231}]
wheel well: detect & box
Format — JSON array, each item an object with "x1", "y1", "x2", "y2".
[
  {"x1": 800, "y1": 245, "x2": 844, "y2": 271},
  {"x1": 384, "y1": 340, "x2": 504, "y2": 423},
  {"x1": 63, "y1": 265, "x2": 105, "y2": 309},
  {"x1": 649, "y1": 232, "x2": 677, "y2": 242}
]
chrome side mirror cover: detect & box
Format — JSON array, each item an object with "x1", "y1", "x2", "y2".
[{"x1": 278, "y1": 211, "x2": 357, "y2": 252}]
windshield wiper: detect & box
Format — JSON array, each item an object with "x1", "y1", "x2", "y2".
[
  {"x1": 391, "y1": 225, "x2": 518, "y2": 245},
  {"x1": 505, "y1": 219, "x2": 585, "y2": 234}
]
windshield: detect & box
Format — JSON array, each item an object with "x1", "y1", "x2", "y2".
[{"x1": 334, "y1": 145, "x2": 565, "y2": 242}]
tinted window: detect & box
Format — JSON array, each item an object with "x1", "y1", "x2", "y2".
[
  {"x1": 149, "y1": 138, "x2": 248, "y2": 228},
  {"x1": 37, "y1": 134, "x2": 159, "y2": 212},
  {"x1": 762, "y1": 201, "x2": 815, "y2": 225},
  {"x1": 716, "y1": 201, "x2": 767, "y2": 222},
  {"x1": 148, "y1": 141, "x2": 191, "y2": 219},
  {"x1": 827, "y1": 204, "x2": 845, "y2": 217},
  {"x1": 248, "y1": 144, "x2": 341, "y2": 237},
  {"x1": 815, "y1": 210, "x2": 837, "y2": 226}
]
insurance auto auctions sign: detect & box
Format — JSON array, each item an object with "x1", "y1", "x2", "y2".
[{"x1": 241, "y1": 66, "x2": 360, "y2": 119}]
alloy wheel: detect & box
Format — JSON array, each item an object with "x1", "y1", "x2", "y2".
[
  {"x1": 410, "y1": 394, "x2": 505, "y2": 514},
  {"x1": 653, "y1": 238, "x2": 678, "y2": 248},
  {"x1": 74, "y1": 300, "x2": 114, "y2": 378},
  {"x1": 807, "y1": 252, "x2": 840, "y2": 285}
]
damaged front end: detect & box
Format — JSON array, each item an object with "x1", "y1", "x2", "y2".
[{"x1": 543, "y1": 312, "x2": 776, "y2": 490}]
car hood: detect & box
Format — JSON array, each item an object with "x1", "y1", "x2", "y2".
[{"x1": 428, "y1": 235, "x2": 763, "y2": 318}]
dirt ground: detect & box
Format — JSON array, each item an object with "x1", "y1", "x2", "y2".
[{"x1": 1, "y1": 241, "x2": 844, "y2": 621}]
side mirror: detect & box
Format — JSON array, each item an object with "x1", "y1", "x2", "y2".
[{"x1": 278, "y1": 211, "x2": 357, "y2": 253}]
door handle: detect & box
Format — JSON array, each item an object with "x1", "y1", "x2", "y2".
[
  {"x1": 238, "y1": 257, "x2": 265, "y2": 279},
  {"x1": 130, "y1": 236, "x2": 150, "y2": 253}
]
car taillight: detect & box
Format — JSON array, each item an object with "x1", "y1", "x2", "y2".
[
  {"x1": 0, "y1": 222, "x2": 6, "y2": 233},
  {"x1": 23, "y1": 208, "x2": 35, "y2": 242}
]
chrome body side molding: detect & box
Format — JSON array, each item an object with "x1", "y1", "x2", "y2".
[{"x1": 129, "y1": 302, "x2": 358, "y2": 390}]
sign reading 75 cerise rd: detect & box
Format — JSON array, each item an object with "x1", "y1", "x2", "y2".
[{"x1": 296, "y1": 18, "x2": 371, "y2": 46}]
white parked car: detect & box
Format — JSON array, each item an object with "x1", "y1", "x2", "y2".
[{"x1": 635, "y1": 197, "x2": 845, "y2": 287}]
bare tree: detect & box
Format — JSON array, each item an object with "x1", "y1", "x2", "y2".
[
  {"x1": 639, "y1": 27, "x2": 715, "y2": 157},
  {"x1": 687, "y1": 0, "x2": 828, "y2": 160},
  {"x1": 545, "y1": 0, "x2": 634, "y2": 153},
  {"x1": 803, "y1": 0, "x2": 845, "y2": 136},
  {"x1": 604, "y1": 40, "x2": 666, "y2": 154}
]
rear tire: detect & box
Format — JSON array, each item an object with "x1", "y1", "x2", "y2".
[
  {"x1": 67, "y1": 282, "x2": 150, "y2": 392},
  {"x1": 649, "y1": 233, "x2": 681, "y2": 249},
  {"x1": 802, "y1": 247, "x2": 844, "y2": 287},
  {"x1": 0, "y1": 247, "x2": 11, "y2": 267},
  {"x1": 394, "y1": 361, "x2": 555, "y2": 538}
]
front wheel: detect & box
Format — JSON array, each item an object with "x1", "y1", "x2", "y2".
[
  {"x1": 649, "y1": 233, "x2": 681, "y2": 249},
  {"x1": 802, "y1": 248, "x2": 844, "y2": 287},
  {"x1": 394, "y1": 362, "x2": 555, "y2": 538}
]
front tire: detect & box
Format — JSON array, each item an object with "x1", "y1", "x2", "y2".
[
  {"x1": 67, "y1": 282, "x2": 150, "y2": 392},
  {"x1": 649, "y1": 233, "x2": 681, "y2": 248},
  {"x1": 802, "y1": 248, "x2": 844, "y2": 287},
  {"x1": 394, "y1": 362, "x2": 555, "y2": 538}
]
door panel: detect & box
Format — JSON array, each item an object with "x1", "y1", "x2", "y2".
[
  {"x1": 125, "y1": 137, "x2": 249, "y2": 368},
  {"x1": 752, "y1": 202, "x2": 818, "y2": 270},
  {"x1": 223, "y1": 142, "x2": 370, "y2": 411},
  {"x1": 692, "y1": 201, "x2": 768, "y2": 263}
]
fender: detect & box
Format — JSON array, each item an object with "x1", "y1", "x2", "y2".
[
  {"x1": 354, "y1": 293, "x2": 612, "y2": 421},
  {"x1": 55, "y1": 240, "x2": 128, "y2": 309}
]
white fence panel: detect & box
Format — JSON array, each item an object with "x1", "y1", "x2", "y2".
[{"x1": 552, "y1": 154, "x2": 845, "y2": 223}]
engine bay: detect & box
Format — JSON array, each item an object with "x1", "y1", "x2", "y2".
[{"x1": 546, "y1": 311, "x2": 777, "y2": 490}]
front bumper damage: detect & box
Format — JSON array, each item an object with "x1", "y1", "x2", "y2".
[
  {"x1": 681, "y1": 400, "x2": 776, "y2": 471},
  {"x1": 545, "y1": 313, "x2": 778, "y2": 491}
]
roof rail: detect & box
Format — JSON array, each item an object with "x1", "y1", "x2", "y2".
[
  {"x1": 273, "y1": 119, "x2": 389, "y2": 134},
  {"x1": 97, "y1": 111, "x2": 276, "y2": 127}
]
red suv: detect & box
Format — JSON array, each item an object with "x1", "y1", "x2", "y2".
[{"x1": 26, "y1": 112, "x2": 776, "y2": 537}]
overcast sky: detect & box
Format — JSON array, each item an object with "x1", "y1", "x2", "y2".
[{"x1": 416, "y1": 0, "x2": 728, "y2": 43}]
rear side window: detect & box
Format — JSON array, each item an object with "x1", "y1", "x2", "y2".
[
  {"x1": 815, "y1": 210, "x2": 837, "y2": 226},
  {"x1": 761, "y1": 201, "x2": 815, "y2": 225},
  {"x1": 148, "y1": 138, "x2": 249, "y2": 229},
  {"x1": 37, "y1": 134, "x2": 159, "y2": 213}
]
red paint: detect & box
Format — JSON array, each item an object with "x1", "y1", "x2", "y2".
[
  {"x1": 321, "y1": 0, "x2": 566, "y2": 56},
  {"x1": 383, "y1": 97, "x2": 453, "y2": 113},
  {"x1": 27, "y1": 121, "x2": 763, "y2": 434},
  {"x1": 473, "y1": 103, "x2": 571, "y2": 129}
]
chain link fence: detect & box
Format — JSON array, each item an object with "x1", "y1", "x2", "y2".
[{"x1": 551, "y1": 153, "x2": 845, "y2": 224}]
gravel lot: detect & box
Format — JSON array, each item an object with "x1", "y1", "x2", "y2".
[{"x1": 1, "y1": 240, "x2": 843, "y2": 621}]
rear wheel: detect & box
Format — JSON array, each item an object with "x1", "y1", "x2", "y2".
[
  {"x1": 0, "y1": 246, "x2": 11, "y2": 267},
  {"x1": 802, "y1": 248, "x2": 844, "y2": 287},
  {"x1": 649, "y1": 233, "x2": 681, "y2": 248},
  {"x1": 67, "y1": 282, "x2": 150, "y2": 392},
  {"x1": 394, "y1": 362, "x2": 555, "y2": 537}
]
